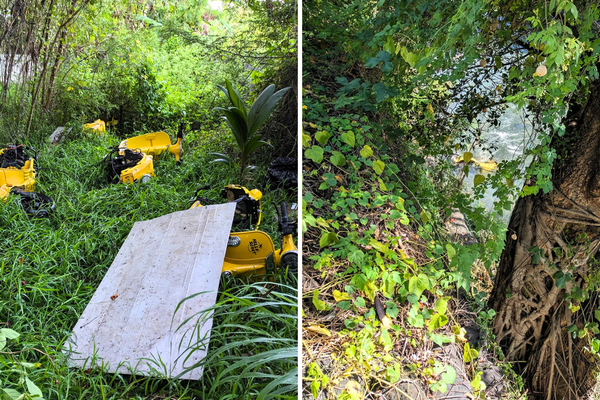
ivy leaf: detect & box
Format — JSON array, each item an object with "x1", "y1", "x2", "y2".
[
  {"x1": 341, "y1": 131, "x2": 355, "y2": 147},
  {"x1": 428, "y1": 313, "x2": 449, "y2": 331},
  {"x1": 408, "y1": 274, "x2": 430, "y2": 298},
  {"x1": 386, "y1": 302, "x2": 399, "y2": 318},
  {"x1": 305, "y1": 146, "x2": 324, "y2": 163},
  {"x1": 354, "y1": 296, "x2": 366, "y2": 307},
  {"x1": 434, "y1": 296, "x2": 451, "y2": 315},
  {"x1": 365, "y1": 57, "x2": 380, "y2": 68},
  {"x1": 463, "y1": 152, "x2": 473, "y2": 163},
  {"x1": 330, "y1": 151, "x2": 346, "y2": 167},
  {"x1": 348, "y1": 249, "x2": 365, "y2": 265},
  {"x1": 320, "y1": 231, "x2": 339, "y2": 248},
  {"x1": 377, "y1": 50, "x2": 391, "y2": 61},
  {"x1": 441, "y1": 365, "x2": 457, "y2": 384},
  {"x1": 373, "y1": 160, "x2": 385, "y2": 175},
  {"x1": 473, "y1": 174, "x2": 485, "y2": 185},
  {"x1": 373, "y1": 82, "x2": 389, "y2": 102},
  {"x1": 337, "y1": 300, "x2": 351, "y2": 310},
  {"x1": 312, "y1": 290, "x2": 331, "y2": 311},
  {"x1": 463, "y1": 342, "x2": 479, "y2": 363},
  {"x1": 381, "y1": 61, "x2": 393, "y2": 74},
  {"x1": 470, "y1": 371, "x2": 486, "y2": 391},
  {"x1": 387, "y1": 363, "x2": 401, "y2": 384},
  {"x1": 420, "y1": 210, "x2": 431, "y2": 223},
  {"x1": 364, "y1": 281, "x2": 377, "y2": 301},
  {"x1": 302, "y1": 132, "x2": 311, "y2": 147},
  {"x1": 333, "y1": 290, "x2": 351, "y2": 302},
  {"x1": 315, "y1": 130, "x2": 331, "y2": 145},
  {"x1": 360, "y1": 145, "x2": 373, "y2": 158}
]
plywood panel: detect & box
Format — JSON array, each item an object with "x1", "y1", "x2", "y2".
[{"x1": 64, "y1": 203, "x2": 236, "y2": 380}]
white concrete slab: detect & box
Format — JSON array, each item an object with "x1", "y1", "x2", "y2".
[{"x1": 64, "y1": 203, "x2": 236, "y2": 380}]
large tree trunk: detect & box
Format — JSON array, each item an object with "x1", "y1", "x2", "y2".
[{"x1": 490, "y1": 79, "x2": 600, "y2": 400}]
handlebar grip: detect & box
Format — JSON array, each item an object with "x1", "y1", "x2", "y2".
[{"x1": 280, "y1": 202, "x2": 288, "y2": 223}]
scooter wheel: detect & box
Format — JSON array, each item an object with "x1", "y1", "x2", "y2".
[{"x1": 281, "y1": 251, "x2": 298, "y2": 275}]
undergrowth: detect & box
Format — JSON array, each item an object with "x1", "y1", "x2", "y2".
[
  {"x1": 0, "y1": 126, "x2": 298, "y2": 399},
  {"x1": 301, "y1": 7, "x2": 519, "y2": 398}
]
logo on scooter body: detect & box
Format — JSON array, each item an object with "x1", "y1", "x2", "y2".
[{"x1": 248, "y1": 239, "x2": 263, "y2": 255}]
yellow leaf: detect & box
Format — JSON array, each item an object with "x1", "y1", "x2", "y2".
[
  {"x1": 382, "y1": 315, "x2": 393, "y2": 329},
  {"x1": 453, "y1": 325, "x2": 468, "y2": 342},
  {"x1": 345, "y1": 380, "x2": 363, "y2": 398},
  {"x1": 309, "y1": 123, "x2": 317, "y2": 128},
  {"x1": 463, "y1": 152, "x2": 473, "y2": 163},
  {"x1": 333, "y1": 290, "x2": 351, "y2": 302},
  {"x1": 67, "y1": 86, "x2": 73, "y2": 91},
  {"x1": 305, "y1": 325, "x2": 332, "y2": 337},
  {"x1": 426, "y1": 103, "x2": 434, "y2": 114}
]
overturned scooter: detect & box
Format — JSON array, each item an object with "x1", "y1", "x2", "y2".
[
  {"x1": 190, "y1": 184, "x2": 298, "y2": 277},
  {"x1": 104, "y1": 124, "x2": 184, "y2": 184},
  {"x1": 0, "y1": 144, "x2": 55, "y2": 217}
]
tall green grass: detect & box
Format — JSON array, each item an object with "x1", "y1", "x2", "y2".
[{"x1": 0, "y1": 128, "x2": 298, "y2": 399}]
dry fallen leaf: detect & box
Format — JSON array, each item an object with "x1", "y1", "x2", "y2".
[
  {"x1": 345, "y1": 381, "x2": 363, "y2": 397},
  {"x1": 480, "y1": 59, "x2": 487, "y2": 67},
  {"x1": 511, "y1": 234, "x2": 517, "y2": 240},
  {"x1": 305, "y1": 325, "x2": 332, "y2": 337},
  {"x1": 110, "y1": 294, "x2": 119, "y2": 300}
]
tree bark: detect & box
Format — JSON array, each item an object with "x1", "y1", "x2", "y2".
[{"x1": 490, "y1": 79, "x2": 600, "y2": 399}]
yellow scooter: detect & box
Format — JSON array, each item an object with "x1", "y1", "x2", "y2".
[
  {"x1": 105, "y1": 125, "x2": 183, "y2": 184},
  {"x1": 0, "y1": 145, "x2": 54, "y2": 216},
  {"x1": 190, "y1": 184, "x2": 298, "y2": 277}
]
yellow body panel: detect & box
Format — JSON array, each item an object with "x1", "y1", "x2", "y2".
[
  {"x1": 83, "y1": 119, "x2": 106, "y2": 134},
  {"x1": 274, "y1": 233, "x2": 296, "y2": 267},
  {"x1": 223, "y1": 231, "x2": 275, "y2": 276},
  {"x1": 0, "y1": 158, "x2": 36, "y2": 199},
  {"x1": 119, "y1": 131, "x2": 183, "y2": 162},
  {"x1": 120, "y1": 154, "x2": 155, "y2": 184}
]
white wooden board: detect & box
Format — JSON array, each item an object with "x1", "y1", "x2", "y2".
[{"x1": 64, "y1": 203, "x2": 236, "y2": 380}]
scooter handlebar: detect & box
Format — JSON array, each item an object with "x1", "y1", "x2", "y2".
[{"x1": 280, "y1": 202, "x2": 288, "y2": 224}]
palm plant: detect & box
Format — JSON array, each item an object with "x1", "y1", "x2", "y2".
[{"x1": 212, "y1": 80, "x2": 290, "y2": 179}]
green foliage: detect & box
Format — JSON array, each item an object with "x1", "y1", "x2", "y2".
[
  {"x1": 214, "y1": 80, "x2": 290, "y2": 179},
  {"x1": 0, "y1": 128, "x2": 297, "y2": 399},
  {"x1": 175, "y1": 279, "x2": 298, "y2": 399},
  {"x1": 0, "y1": 329, "x2": 45, "y2": 400}
]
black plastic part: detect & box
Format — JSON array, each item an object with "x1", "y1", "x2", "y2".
[
  {"x1": 0, "y1": 145, "x2": 37, "y2": 169},
  {"x1": 12, "y1": 190, "x2": 55, "y2": 218},
  {"x1": 177, "y1": 123, "x2": 184, "y2": 139},
  {"x1": 267, "y1": 157, "x2": 297, "y2": 190},
  {"x1": 105, "y1": 147, "x2": 144, "y2": 181},
  {"x1": 277, "y1": 201, "x2": 296, "y2": 236}
]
